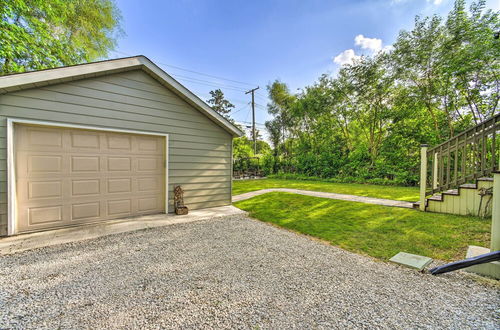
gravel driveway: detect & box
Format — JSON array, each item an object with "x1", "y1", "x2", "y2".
[{"x1": 0, "y1": 215, "x2": 498, "y2": 329}]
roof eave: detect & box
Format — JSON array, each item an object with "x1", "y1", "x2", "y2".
[{"x1": 0, "y1": 56, "x2": 244, "y2": 137}]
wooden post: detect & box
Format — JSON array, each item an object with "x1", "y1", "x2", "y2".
[
  {"x1": 420, "y1": 144, "x2": 428, "y2": 211},
  {"x1": 491, "y1": 172, "x2": 500, "y2": 251},
  {"x1": 433, "y1": 152, "x2": 438, "y2": 190},
  {"x1": 245, "y1": 87, "x2": 260, "y2": 156}
]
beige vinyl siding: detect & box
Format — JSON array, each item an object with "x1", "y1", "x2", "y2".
[
  {"x1": 0, "y1": 70, "x2": 232, "y2": 235},
  {"x1": 426, "y1": 180, "x2": 494, "y2": 216}
]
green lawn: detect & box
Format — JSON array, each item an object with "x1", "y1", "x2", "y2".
[
  {"x1": 233, "y1": 179, "x2": 420, "y2": 202},
  {"x1": 234, "y1": 192, "x2": 490, "y2": 261}
]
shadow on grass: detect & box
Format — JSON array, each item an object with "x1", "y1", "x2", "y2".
[{"x1": 234, "y1": 192, "x2": 490, "y2": 261}]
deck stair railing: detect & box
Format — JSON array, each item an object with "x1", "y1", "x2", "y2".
[{"x1": 420, "y1": 113, "x2": 499, "y2": 205}]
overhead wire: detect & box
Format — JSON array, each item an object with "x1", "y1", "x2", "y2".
[
  {"x1": 110, "y1": 50, "x2": 269, "y2": 120},
  {"x1": 111, "y1": 50, "x2": 258, "y2": 88},
  {"x1": 231, "y1": 102, "x2": 251, "y2": 115}
]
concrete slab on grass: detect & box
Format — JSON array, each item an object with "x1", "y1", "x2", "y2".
[{"x1": 390, "y1": 252, "x2": 433, "y2": 271}]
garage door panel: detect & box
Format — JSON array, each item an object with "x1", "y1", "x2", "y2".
[
  {"x1": 71, "y1": 156, "x2": 100, "y2": 172},
  {"x1": 72, "y1": 179, "x2": 101, "y2": 196},
  {"x1": 70, "y1": 131, "x2": 100, "y2": 149},
  {"x1": 137, "y1": 136, "x2": 162, "y2": 153},
  {"x1": 15, "y1": 124, "x2": 165, "y2": 233},
  {"x1": 107, "y1": 157, "x2": 132, "y2": 172},
  {"x1": 107, "y1": 134, "x2": 132, "y2": 150},
  {"x1": 71, "y1": 202, "x2": 101, "y2": 221},
  {"x1": 27, "y1": 128, "x2": 63, "y2": 148},
  {"x1": 28, "y1": 205, "x2": 63, "y2": 225},
  {"x1": 107, "y1": 199, "x2": 132, "y2": 216},
  {"x1": 107, "y1": 178, "x2": 132, "y2": 194},
  {"x1": 29, "y1": 155, "x2": 63, "y2": 173},
  {"x1": 29, "y1": 181, "x2": 63, "y2": 199},
  {"x1": 138, "y1": 197, "x2": 160, "y2": 212},
  {"x1": 137, "y1": 157, "x2": 162, "y2": 172},
  {"x1": 137, "y1": 176, "x2": 162, "y2": 193}
]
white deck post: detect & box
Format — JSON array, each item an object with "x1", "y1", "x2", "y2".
[
  {"x1": 491, "y1": 172, "x2": 500, "y2": 251},
  {"x1": 433, "y1": 152, "x2": 438, "y2": 190},
  {"x1": 419, "y1": 145, "x2": 428, "y2": 211}
]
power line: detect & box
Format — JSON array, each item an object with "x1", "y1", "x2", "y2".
[
  {"x1": 189, "y1": 91, "x2": 249, "y2": 105},
  {"x1": 231, "y1": 102, "x2": 251, "y2": 115},
  {"x1": 111, "y1": 50, "x2": 258, "y2": 88},
  {"x1": 240, "y1": 121, "x2": 266, "y2": 126},
  {"x1": 170, "y1": 73, "x2": 249, "y2": 91},
  {"x1": 255, "y1": 93, "x2": 268, "y2": 101},
  {"x1": 174, "y1": 77, "x2": 248, "y2": 92}
]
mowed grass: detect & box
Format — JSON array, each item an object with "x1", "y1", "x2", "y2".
[
  {"x1": 234, "y1": 192, "x2": 490, "y2": 261},
  {"x1": 232, "y1": 179, "x2": 420, "y2": 202}
]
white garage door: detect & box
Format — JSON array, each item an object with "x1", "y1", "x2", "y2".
[{"x1": 15, "y1": 124, "x2": 166, "y2": 233}]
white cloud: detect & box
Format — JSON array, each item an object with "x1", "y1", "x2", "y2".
[
  {"x1": 354, "y1": 34, "x2": 383, "y2": 53},
  {"x1": 381, "y1": 45, "x2": 394, "y2": 53},
  {"x1": 427, "y1": 0, "x2": 443, "y2": 4},
  {"x1": 333, "y1": 49, "x2": 360, "y2": 66},
  {"x1": 333, "y1": 35, "x2": 394, "y2": 66}
]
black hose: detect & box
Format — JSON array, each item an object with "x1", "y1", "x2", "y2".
[{"x1": 429, "y1": 250, "x2": 500, "y2": 275}]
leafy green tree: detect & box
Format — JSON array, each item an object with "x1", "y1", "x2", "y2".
[
  {"x1": 233, "y1": 136, "x2": 253, "y2": 159},
  {"x1": 206, "y1": 89, "x2": 235, "y2": 118},
  {"x1": 0, "y1": 0, "x2": 123, "y2": 74},
  {"x1": 442, "y1": 0, "x2": 499, "y2": 124},
  {"x1": 258, "y1": 0, "x2": 499, "y2": 185}
]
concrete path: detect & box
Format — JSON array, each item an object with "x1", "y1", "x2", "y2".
[
  {"x1": 233, "y1": 188, "x2": 414, "y2": 208},
  {"x1": 0, "y1": 205, "x2": 246, "y2": 255}
]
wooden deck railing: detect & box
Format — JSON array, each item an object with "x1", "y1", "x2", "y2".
[{"x1": 421, "y1": 113, "x2": 500, "y2": 200}]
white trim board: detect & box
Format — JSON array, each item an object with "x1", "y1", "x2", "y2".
[{"x1": 7, "y1": 118, "x2": 170, "y2": 236}]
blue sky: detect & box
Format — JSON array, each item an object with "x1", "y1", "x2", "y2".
[{"x1": 111, "y1": 0, "x2": 499, "y2": 136}]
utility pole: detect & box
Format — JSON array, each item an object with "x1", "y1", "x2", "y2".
[{"x1": 245, "y1": 86, "x2": 259, "y2": 155}]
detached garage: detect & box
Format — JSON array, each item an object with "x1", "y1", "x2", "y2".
[{"x1": 0, "y1": 56, "x2": 243, "y2": 236}]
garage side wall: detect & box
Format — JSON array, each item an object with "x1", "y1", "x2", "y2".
[{"x1": 0, "y1": 70, "x2": 233, "y2": 235}]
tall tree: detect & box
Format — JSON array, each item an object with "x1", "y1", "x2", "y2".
[
  {"x1": 206, "y1": 89, "x2": 235, "y2": 118},
  {"x1": 259, "y1": 0, "x2": 499, "y2": 184},
  {"x1": 0, "y1": 0, "x2": 123, "y2": 74}
]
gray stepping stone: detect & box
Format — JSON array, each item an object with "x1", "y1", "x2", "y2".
[{"x1": 390, "y1": 252, "x2": 433, "y2": 271}]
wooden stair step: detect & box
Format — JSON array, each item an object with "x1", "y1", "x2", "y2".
[
  {"x1": 460, "y1": 183, "x2": 477, "y2": 189},
  {"x1": 477, "y1": 177, "x2": 494, "y2": 182},
  {"x1": 443, "y1": 189, "x2": 459, "y2": 195},
  {"x1": 428, "y1": 194, "x2": 443, "y2": 202}
]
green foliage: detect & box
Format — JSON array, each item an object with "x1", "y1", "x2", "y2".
[
  {"x1": 233, "y1": 136, "x2": 253, "y2": 159},
  {"x1": 233, "y1": 135, "x2": 271, "y2": 173},
  {"x1": 0, "y1": 0, "x2": 123, "y2": 74},
  {"x1": 206, "y1": 89, "x2": 235, "y2": 118},
  {"x1": 260, "y1": 0, "x2": 499, "y2": 185},
  {"x1": 234, "y1": 192, "x2": 490, "y2": 261}
]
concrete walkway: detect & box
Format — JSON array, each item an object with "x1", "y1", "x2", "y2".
[
  {"x1": 233, "y1": 188, "x2": 414, "y2": 208},
  {"x1": 0, "y1": 205, "x2": 245, "y2": 255}
]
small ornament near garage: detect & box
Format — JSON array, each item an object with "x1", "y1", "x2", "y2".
[{"x1": 174, "y1": 185, "x2": 189, "y2": 215}]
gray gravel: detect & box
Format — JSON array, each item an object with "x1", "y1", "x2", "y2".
[{"x1": 0, "y1": 215, "x2": 498, "y2": 329}]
